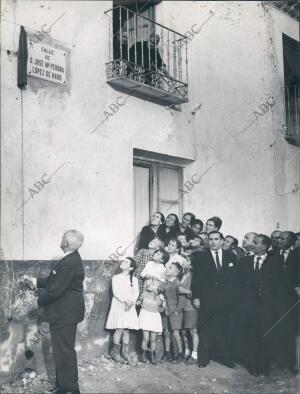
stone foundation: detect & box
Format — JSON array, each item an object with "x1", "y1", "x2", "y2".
[{"x1": 0, "y1": 260, "x2": 120, "y2": 375}]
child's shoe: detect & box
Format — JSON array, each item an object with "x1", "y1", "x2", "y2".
[
  {"x1": 184, "y1": 348, "x2": 191, "y2": 359},
  {"x1": 121, "y1": 343, "x2": 131, "y2": 363},
  {"x1": 185, "y1": 350, "x2": 198, "y2": 364},
  {"x1": 185, "y1": 356, "x2": 198, "y2": 365},
  {"x1": 110, "y1": 343, "x2": 125, "y2": 364},
  {"x1": 150, "y1": 351, "x2": 158, "y2": 365},
  {"x1": 161, "y1": 351, "x2": 173, "y2": 362},
  {"x1": 139, "y1": 350, "x2": 148, "y2": 363},
  {"x1": 173, "y1": 352, "x2": 185, "y2": 363}
]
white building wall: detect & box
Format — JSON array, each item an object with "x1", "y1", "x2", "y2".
[
  {"x1": 1, "y1": 1, "x2": 299, "y2": 260},
  {"x1": 160, "y1": 1, "x2": 299, "y2": 241}
]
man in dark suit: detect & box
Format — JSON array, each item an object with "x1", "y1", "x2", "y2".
[
  {"x1": 241, "y1": 232, "x2": 257, "y2": 256},
  {"x1": 25, "y1": 230, "x2": 85, "y2": 394},
  {"x1": 223, "y1": 235, "x2": 246, "y2": 261},
  {"x1": 279, "y1": 231, "x2": 299, "y2": 329},
  {"x1": 294, "y1": 232, "x2": 300, "y2": 250},
  {"x1": 191, "y1": 231, "x2": 238, "y2": 368},
  {"x1": 276, "y1": 231, "x2": 299, "y2": 373},
  {"x1": 238, "y1": 234, "x2": 284, "y2": 377}
]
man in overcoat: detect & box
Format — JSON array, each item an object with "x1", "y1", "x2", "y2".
[
  {"x1": 24, "y1": 229, "x2": 85, "y2": 394},
  {"x1": 238, "y1": 234, "x2": 284, "y2": 376},
  {"x1": 191, "y1": 231, "x2": 238, "y2": 368}
]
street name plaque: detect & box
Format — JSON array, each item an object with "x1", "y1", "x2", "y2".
[{"x1": 28, "y1": 40, "x2": 67, "y2": 85}]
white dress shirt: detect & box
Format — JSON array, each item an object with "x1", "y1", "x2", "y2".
[
  {"x1": 280, "y1": 248, "x2": 291, "y2": 262},
  {"x1": 253, "y1": 254, "x2": 267, "y2": 270},
  {"x1": 62, "y1": 250, "x2": 74, "y2": 258},
  {"x1": 211, "y1": 249, "x2": 223, "y2": 269},
  {"x1": 245, "y1": 250, "x2": 254, "y2": 256}
]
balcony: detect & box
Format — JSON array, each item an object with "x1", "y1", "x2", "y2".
[
  {"x1": 104, "y1": 6, "x2": 189, "y2": 106},
  {"x1": 282, "y1": 85, "x2": 300, "y2": 147}
]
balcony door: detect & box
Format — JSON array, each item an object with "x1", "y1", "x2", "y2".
[{"x1": 133, "y1": 160, "x2": 182, "y2": 252}]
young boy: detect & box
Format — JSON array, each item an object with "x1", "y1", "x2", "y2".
[
  {"x1": 165, "y1": 238, "x2": 187, "y2": 275},
  {"x1": 162, "y1": 262, "x2": 186, "y2": 363},
  {"x1": 199, "y1": 232, "x2": 210, "y2": 250},
  {"x1": 188, "y1": 236, "x2": 205, "y2": 254},
  {"x1": 177, "y1": 234, "x2": 190, "y2": 258},
  {"x1": 178, "y1": 260, "x2": 199, "y2": 364}
]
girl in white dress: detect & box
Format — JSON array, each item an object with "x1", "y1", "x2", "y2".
[
  {"x1": 140, "y1": 249, "x2": 169, "y2": 283},
  {"x1": 138, "y1": 278, "x2": 166, "y2": 365},
  {"x1": 106, "y1": 257, "x2": 139, "y2": 363}
]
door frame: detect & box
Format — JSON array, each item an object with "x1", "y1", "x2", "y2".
[{"x1": 133, "y1": 159, "x2": 183, "y2": 222}]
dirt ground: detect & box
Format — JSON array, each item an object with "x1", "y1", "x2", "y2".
[{"x1": 1, "y1": 355, "x2": 298, "y2": 394}]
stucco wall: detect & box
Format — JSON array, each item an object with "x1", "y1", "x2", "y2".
[
  {"x1": 2, "y1": 1, "x2": 298, "y2": 262},
  {"x1": 159, "y1": 1, "x2": 299, "y2": 240},
  {"x1": 1, "y1": 0, "x2": 195, "y2": 261},
  {"x1": 0, "y1": 259, "x2": 167, "y2": 375}
]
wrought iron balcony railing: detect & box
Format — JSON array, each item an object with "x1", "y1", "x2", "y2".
[
  {"x1": 282, "y1": 85, "x2": 300, "y2": 146},
  {"x1": 104, "y1": 6, "x2": 189, "y2": 106}
]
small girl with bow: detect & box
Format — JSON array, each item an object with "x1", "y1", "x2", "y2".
[{"x1": 138, "y1": 278, "x2": 165, "y2": 364}]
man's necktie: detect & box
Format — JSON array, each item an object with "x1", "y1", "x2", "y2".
[
  {"x1": 255, "y1": 256, "x2": 261, "y2": 272},
  {"x1": 280, "y1": 250, "x2": 287, "y2": 268},
  {"x1": 215, "y1": 251, "x2": 222, "y2": 271}
]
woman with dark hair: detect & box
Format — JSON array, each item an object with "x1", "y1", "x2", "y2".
[
  {"x1": 160, "y1": 213, "x2": 180, "y2": 245},
  {"x1": 138, "y1": 212, "x2": 165, "y2": 251},
  {"x1": 179, "y1": 212, "x2": 195, "y2": 242}
]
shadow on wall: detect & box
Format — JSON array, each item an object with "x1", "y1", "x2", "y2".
[{"x1": 0, "y1": 260, "x2": 119, "y2": 377}]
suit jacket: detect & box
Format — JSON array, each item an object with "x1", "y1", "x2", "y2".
[
  {"x1": 281, "y1": 248, "x2": 299, "y2": 307},
  {"x1": 164, "y1": 278, "x2": 186, "y2": 316},
  {"x1": 238, "y1": 254, "x2": 284, "y2": 332},
  {"x1": 233, "y1": 247, "x2": 246, "y2": 261},
  {"x1": 37, "y1": 250, "x2": 85, "y2": 324},
  {"x1": 191, "y1": 250, "x2": 238, "y2": 324}
]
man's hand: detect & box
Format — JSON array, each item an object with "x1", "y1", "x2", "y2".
[
  {"x1": 193, "y1": 298, "x2": 200, "y2": 309},
  {"x1": 295, "y1": 286, "x2": 300, "y2": 297}
]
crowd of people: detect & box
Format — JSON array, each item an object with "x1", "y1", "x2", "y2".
[
  {"x1": 106, "y1": 212, "x2": 300, "y2": 377},
  {"x1": 19, "y1": 218, "x2": 299, "y2": 393}
]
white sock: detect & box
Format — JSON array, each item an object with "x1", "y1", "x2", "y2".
[
  {"x1": 185, "y1": 348, "x2": 191, "y2": 357},
  {"x1": 191, "y1": 351, "x2": 198, "y2": 359}
]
